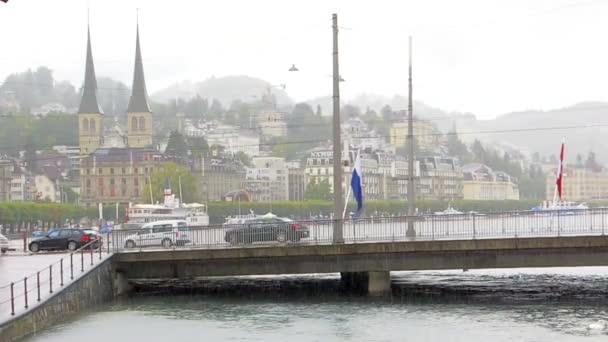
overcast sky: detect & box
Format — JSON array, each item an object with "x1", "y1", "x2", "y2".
[{"x1": 1, "y1": 0, "x2": 607, "y2": 118}]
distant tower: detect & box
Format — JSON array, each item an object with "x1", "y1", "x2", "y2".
[
  {"x1": 127, "y1": 22, "x2": 153, "y2": 148},
  {"x1": 78, "y1": 25, "x2": 104, "y2": 155}
]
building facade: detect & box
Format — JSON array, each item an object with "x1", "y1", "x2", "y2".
[
  {"x1": 287, "y1": 161, "x2": 306, "y2": 201},
  {"x1": 545, "y1": 166, "x2": 608, "y2": 201},
  {"x1": 199, "y1": 154, "x2": 247, "y2": 202},
  {"x1": 390, "y1": 119, "x2": 438, "y2": 152},
  {"x1": 80, "y1": 148, "x2": 162, "y2": 205},
  {"x1": 462, "y1": 163, "x2": 519, "y2": 200},
  {"x1": 418, "y1": 156, "x2": 463, "y2": 200},
  {"x1": 246, "y1": 157, "x2": 289, "y2": 202},
  {"x1": 0, "y1": 159, "x2": 12, "y2": 201}
]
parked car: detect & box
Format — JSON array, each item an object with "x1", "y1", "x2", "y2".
[
  {"x1": 224, "y1": 215, "x2": 310, "y2": 245},
  {"x1": 28, "y1": 229, "x2": 101, "y2": 253},
  {"x1": 32, "y1": 229, "x2": 57, "y2": 238},
  {"x1": 123, "y1": 220, "x2": 192, "y2": 248},
  {"x1": 0, "y1": 233, "x2": 9, "y2": 254}
]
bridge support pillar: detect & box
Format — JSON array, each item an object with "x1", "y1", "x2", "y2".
[
  {"x1": 341, "y1": 271, "x2": 391, "y2": 296},
  {"x1": 113, "y1": 271, "x2": 133, "y2": 297}
]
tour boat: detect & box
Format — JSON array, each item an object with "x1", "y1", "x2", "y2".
[
  {"x1": 123, "y1": 186, "x2": 209, "y2": 229},
  {"x1": 531, "y1": 200, "x2": 588, "y2": 213}
]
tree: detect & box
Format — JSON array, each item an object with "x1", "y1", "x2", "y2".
[
  {"x1": 146, "y1": 162, "x2": 199, "y2": 203},
  {"x1": 471, "y1": 139, "x2": 488, "y2": 163},
  {"x1": 446, "y1": 125, "x2": 470, "y2": 162},
  {"x1": 209, "y1": 98, "x2": 224, "y2": 120},
  {"x1": 164, "y1": 131, "x2": 189, "y2": 162},
  {"x1": 342, "y1": 104, "x2": 361, "y2": 119},
  {"x1": 235, "y1": 151, "x2": 252, "y2": 167},
  {"x1": 576, "y1": 154, "x2": 584, "y2": 167},
  {"x1": 585, "y1": 151, "x2": 602, "y2": 172},
  {"x1": 187, "y1": 136, "x2": 209, "y2": 157},
  {"x1": 304, "y1": 179, "x2": 332, "y2": 201},
  {"x1": 381, "y1": 105, "x2": 393, "y2": 123}
]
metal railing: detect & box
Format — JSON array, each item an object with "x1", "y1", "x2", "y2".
[
  {"x1": 107, "y1": 208, "x2": 608, "y2": 253},
  {"x1": 0, "y1": 237, "x2": 111, "y2": 320}
]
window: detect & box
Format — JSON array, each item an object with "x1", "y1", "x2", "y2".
[
  {"x1": 59, "y1": 230, "x2": 72, "y2": 238},
  {"x1": 82, "y1": 118, "x2": 89, "y2": 132},
  {"x1": 86, "y1": 169, "x2": 90, "y2": 175},
  {"x1": 139, "y1": 117, "x2": 146, "y2": 130},
  {"x1": 122, "y1": 168, "x2": 126, "y2": 174},
  {"x1": 90, "y1": 119, "x2": 96, "y2": 132},
  {"x1": 48, "y1": 231, "x2": 60, "y2": 239},
  {"x1": 98, "y1": 168, "x2": 102, "y2": 175},
  {"x1": 110, "y1": 168, "x2": 114, "y2": 175},
  {"x1": 132, "y1": 117, "x2": 138, "y2": 131},
  {"x1": 122, "y1": 178, "x2": 127, "y2": 184},
  {"x1": 134, "y1": 178, "x2": 139, "y2": 186},
  {"x1": 71, "y1": 230, "x2": 83, "y2": 237},
  {"x1": 134, "y1": 168, "x2": 138, "y2": 174},
  {"x1": 110, "y1": 179, "x2": 115, "y2": 185},
  {"x1": 86, "y1": 179, "x2": 91, "y2": 187}
]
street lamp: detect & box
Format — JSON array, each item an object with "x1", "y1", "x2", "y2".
[{"x1": 288, "y1": 64, "x2": 299, "y2": 72}]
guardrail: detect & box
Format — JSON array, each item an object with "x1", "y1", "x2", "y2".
[
  {"x1": 0, "y1": 237, "x2": 110, "y2": 319},
  {"x1": 107, "y1": 208, "x2": 608, "y2": 253}
]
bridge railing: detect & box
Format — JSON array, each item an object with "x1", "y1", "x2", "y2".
[
  {"x1": 0, "y1": 237, "x2": 111, "y2": 321},
  {"x1": 107, "y1": 208, "x2": 608, "y2": 252}
]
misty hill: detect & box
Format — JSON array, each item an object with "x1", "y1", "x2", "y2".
[
  {"x1": 465, "y1": 102, "x2": 608, "y2": 163},
  {"x1": 323, "y1": 93, "x2": 608, "y2": 162},
  {"x1": 152, "y1": 75, "x2": 293, "y2": 108}
]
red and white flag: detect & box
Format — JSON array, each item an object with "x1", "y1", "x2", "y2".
[{"x1": 556, "y1": 139, "x2": 565, "y2": 200}]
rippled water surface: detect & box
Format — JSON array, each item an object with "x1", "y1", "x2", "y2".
[{"x1": 26, "y1": 268, "x2": 608, "y2": 342}]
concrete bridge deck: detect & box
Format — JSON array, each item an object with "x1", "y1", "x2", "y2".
[{"x1": 114, "y1": 235, "x2": 608, "y2": 278}]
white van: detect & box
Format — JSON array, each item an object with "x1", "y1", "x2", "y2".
[{"x1": 124, "y1": 220, "x2": 192, "y2": 248}]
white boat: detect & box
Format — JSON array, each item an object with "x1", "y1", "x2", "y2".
[
  {"x1": 124, "y1": 185, "x2": 209, "y2": 228},
  {"x1": 532, "y1": 201, "x2": 588, "y2": 213},
  {"x1": 434, "y1": 207, "x2": 463, "y2": 215}
]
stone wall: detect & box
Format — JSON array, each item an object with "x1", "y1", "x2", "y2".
[{"x1": 0, "y1": 257, "x2": 114, "y2": 342}]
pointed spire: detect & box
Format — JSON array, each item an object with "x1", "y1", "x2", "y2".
[
  {"x1": 127, "y1": 20, "x2": 151, "y2": 113},
  {"x1": 78, "y1": 24, "x2": 102, "y2": 114}
]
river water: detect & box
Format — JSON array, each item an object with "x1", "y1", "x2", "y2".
[{"x1": 25, "y1": 267, "x2": 608, "y2": 342}]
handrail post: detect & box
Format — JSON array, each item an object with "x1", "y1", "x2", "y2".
[
  {"x1": 24, "y1": 277, "x2": 28, "y2": 309},
  {"x1": 10, "y1": 282, "x2": 14, "y2": 316},
  {"x1": 60, "y1": 259, "x2": 64, "y2": 286},
  {"x1": 49, "y1": 265, "x2": 53, "y2": 294},
  {"x1": 81, "y1": 249, "x2": 84, "y2": 272},
  {"x1": 99, "y1": 238, "x2": 102, "y2": 260},
  {"x1": 90, "y1": 243, "x2": 94, "y2": 266},
  {"x1": 70, "y1": 253, "x2": 74, "y2": 280},
  {"x1": 472, "y1": 215, "x2": 476, "y2": 240},
  {"x1": 36, "y1": 272, "x2": 40, "y2": 302}
]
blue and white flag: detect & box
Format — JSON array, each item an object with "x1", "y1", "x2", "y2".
[{"x1": 350, "y1": 152, "x2": 363, "y2": 213}]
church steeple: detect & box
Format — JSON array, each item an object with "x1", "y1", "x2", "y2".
[
  {"x1": 127, "y1": 23, "x2": 151, "y2": 113},
  {"x1": 78, "y1": 25, "x2": 102, "y2": 114},
  {"x1": 78, "y1": 23, "x2": 104, "y2": 155},
  {"x1": 126, "y1": 19, "x2": 153, "y2": 149}
]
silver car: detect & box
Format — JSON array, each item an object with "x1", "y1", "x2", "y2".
[{"x1": 0, "y1": 233, "x2": 9, "y2": 254}]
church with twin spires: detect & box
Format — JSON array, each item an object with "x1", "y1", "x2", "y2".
[{"x1": 78, "y1": 22, "x2": 161, "y2": 206}]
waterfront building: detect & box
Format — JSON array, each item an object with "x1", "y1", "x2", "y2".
[
  {"x1": 545, "y1": 165, "x2": 608, "y2": 201},
  {"x1": 462, "y1": 163, "x2": 519, "y2": 200},
  {"x1": 390, "y1": 119, "x2": 438, "y2": 152},
  {"x1": 418, "y1": 156, "x2": 463, "y2": 200},
  {"x1": 246, "y1": 157, "x2": 289, "y2": 202}
]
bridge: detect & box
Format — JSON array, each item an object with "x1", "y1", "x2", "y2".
[
  {"x1": 110, "y1": 208, "x2": 608, "y2": 295},
  {"x1": 3, "y1": 208, "x2": 608, "y2": 340}
]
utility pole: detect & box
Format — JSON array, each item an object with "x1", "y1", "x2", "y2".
[
  {"x1": 332, "y1": 13, "x2": 344, "y2": 243},
  {"x1": 406, "y1": 36, "x2": 416, "y2": 238}
]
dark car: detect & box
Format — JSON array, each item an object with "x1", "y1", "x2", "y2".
[
  {"x1": 224, "y1": 216, "x2": 310, "y2": 245},
  {"x1": 29, "y1": 229, "x2": 101, "y2": 253}
]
